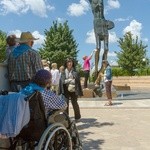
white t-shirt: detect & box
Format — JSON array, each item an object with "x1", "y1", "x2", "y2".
[{"x1": 51, "y1": 69, "x2": 60, "y2": 85}]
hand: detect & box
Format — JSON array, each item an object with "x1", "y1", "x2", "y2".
[{"x1": 93, "y1": 49, "x2": 97, "y2": 52}]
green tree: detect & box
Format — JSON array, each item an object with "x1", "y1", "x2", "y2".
[
  {"x1": 0, "y1": 30, "x2": 7, "y2": 62},
  {"x1": 39, "y1": 21, "x2": 79, "y2": 67},
  {"x1": 116, "y1": 32, "x2": 148, "y2": 76}
]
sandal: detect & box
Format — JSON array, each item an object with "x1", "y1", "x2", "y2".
[{"x1": 104, "y1": 102, "x2": 113, "y2": 106}]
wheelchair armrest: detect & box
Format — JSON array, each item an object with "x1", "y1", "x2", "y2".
[{"x1": 47, "y1": 110, "x2": 71, "y2": 128}]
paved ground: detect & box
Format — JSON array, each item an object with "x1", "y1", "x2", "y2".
[
  {"x1": 0, "y1": 90, "x2": 150, "y2": 150},
  {"x1": 69, "y1": 91, "x2": 150, "y2": 150}
]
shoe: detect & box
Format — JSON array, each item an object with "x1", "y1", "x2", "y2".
[
  {"x1": 75, "y1": 116, "x2": 81, "y2": 123},
  {"x1": 104, "y1": 102, "x2": 113, "y2": 106}
]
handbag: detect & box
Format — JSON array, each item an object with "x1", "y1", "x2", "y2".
[{"x1": 68, "y1": 83, "x2": 75, "y2": 92}]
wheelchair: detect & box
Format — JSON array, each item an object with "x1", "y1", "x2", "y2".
[{"x1": 0, "y1": 91, "x2": 82, "y2": 150}]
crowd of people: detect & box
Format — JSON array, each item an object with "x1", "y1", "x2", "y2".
[{"x1": 5, "y1": 31, "x2": 113, "y2": 122}]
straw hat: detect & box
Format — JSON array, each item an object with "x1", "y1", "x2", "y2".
[{"x1": 15, "y1": 31, "x2": 39, "y2": 43}]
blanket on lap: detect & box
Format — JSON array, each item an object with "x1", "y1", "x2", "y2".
[{"x1": 0, "y1": 93, "x2": 30, "y2": 138}]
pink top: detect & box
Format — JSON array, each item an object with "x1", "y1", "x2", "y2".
[{"x1": 83, "y1": 57, "x2": 91, "y2": 71}]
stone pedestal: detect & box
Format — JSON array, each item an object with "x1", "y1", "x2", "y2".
[{"x1": 81, "y1": 88, "x2": 95, "y2": 98}]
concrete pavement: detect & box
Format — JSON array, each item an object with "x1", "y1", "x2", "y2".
[{"x1": 69, "y1": 92, "x2": 150, "y2": 150}]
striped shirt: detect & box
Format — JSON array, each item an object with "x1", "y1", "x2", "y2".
[{"x1": 8, "y1": 49, "x2": 43, "y2": 81}]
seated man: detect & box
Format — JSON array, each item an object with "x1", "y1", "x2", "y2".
[
  {"x1": 20, "y1": 69, "x2": 67, "y2": 114},
  {"x1": 4, "y1": 69, "x2": 81, "y2": 149}
]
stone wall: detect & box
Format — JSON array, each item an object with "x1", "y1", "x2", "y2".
[{"x1": 113, "y1": 76, "x2": 150, "y2": 90}]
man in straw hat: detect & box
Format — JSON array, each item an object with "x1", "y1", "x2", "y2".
[{"x1": 8, "y1": 31, "x2": 43, "y2": 92}]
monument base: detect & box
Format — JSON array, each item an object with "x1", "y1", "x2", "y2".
[{"x1": 81, "y1": 88, "x2": 95, "y2": 98}]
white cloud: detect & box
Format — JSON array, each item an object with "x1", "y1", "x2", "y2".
[
  {"x1": 85, "y1": 29, "x2": 95, "y2": 44},
  {"x1": 123, "y1": 20, "x2": 142, "y2": 39},
  {"x1": 9, "y1": 30, "x2": 45, "y2": 46},
  {"x1": 105, "y1": 0, "x2": 120, "y2": 13},
  {"x1": 115, "y1": 16, "x2": 132, "y2": 22},
  {"x1": 109, "y1": 59, "x2": 118, "y2": 66},
  {"x1": 57, "y1": 17, "x2": 65, "y2": 23},
  {"x1": 109, "y1": 31, "x2": 118, "y2": 43},
  {"x1": 67, "y1": 0, "x2": 89, "y2": 17},
  {"x1": 143, "y1": 38, "x2": 149, "y2": 42},
  {"x1": 107, "y1": 0, "x2": 120, "y2": 9},
  {"x1": 86, "y1": 29, "x2": 118, "y2": 44},
  {"x1": 32, "y1": 31, "x2": 45, "y2": 45},
  {"x1": 8, "y1": 30, "x2": 22, "y2": 38},
  {"x1": 123, "y1": 19, "x2": 149, "y2": 43},
  {"x1": 108, "y1": 51, "x2": 117, "y2": 57},
  {"x1": 0, "y1": 0, "x2": 54, "y2": 17}
]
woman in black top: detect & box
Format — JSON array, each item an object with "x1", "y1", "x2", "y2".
[{"x1": 59, "y1": 58, "x2": 83, "y2": 121}]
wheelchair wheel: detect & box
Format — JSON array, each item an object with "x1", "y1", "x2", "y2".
[{"x1": 37, "y1": 123, "x2": 72, "y2": 150}]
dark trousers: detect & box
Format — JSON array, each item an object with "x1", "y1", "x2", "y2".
[
  {"x1": 10, "y1": 80, "x2": 31, "y2": 92},
  {"x1": 65, "y1": 92, "x2": 81, "y2": 119},
  {"x1": 84, "y1": 70, "x2": 90, "y2": 88},
  {"x1": 105, "y1": 81, "x2": 112, "y2": 99}
]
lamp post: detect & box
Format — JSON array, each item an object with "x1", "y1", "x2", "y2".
[{"x1": 142, "y1": 58, "x2": 147, "y2": 75}]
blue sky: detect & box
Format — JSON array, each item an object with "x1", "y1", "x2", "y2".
[{"x1": 0, "y1": 0, "x2": 150, "y2": 66}]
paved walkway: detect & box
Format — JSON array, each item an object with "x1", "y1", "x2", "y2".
[{"x1": 69, "y1": 92, "x2": 150, "y2": 150}]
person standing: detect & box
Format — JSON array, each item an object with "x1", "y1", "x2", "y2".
[
  {"x1": 41, "y1": 59, "x2": 50, "y2": 71},
  {"x1": 51, "y1": 63, "x2": 60, "y2": 94},
  {"x1": 8, "y1": 31, "x2": 43, "y2": 92},
  {"x1": 59, "y1": 58, "x2": 83, "y2": 121},
  {"x1": 59, "y1": 65, "x2": 65, "y2": 76},
  {"x1": 83, "y1": 49, "x2": 97, "y2": 88},
  {"x1": 102, "y1": 60, "x2": 113, "y2": 106},
  {"x1": 6, "y1": 34, "x2": 17, "y2": 59}
]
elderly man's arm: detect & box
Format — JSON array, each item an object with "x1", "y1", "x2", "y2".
[{"x1": 41, "y1": 90, "x2": 67, "y2": 111}]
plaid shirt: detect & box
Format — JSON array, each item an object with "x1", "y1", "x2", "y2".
[
  {"x1": 41, "y1": 89, "x2": 67, "y2": 112},
  {"x1": 8, "y1": 49, "x2": 43, "y2": 81}
]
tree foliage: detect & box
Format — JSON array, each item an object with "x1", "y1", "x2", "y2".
[
  {"x1": 0, "y1": 30, "x2": 7, "y2": 63},
  {"x1": 39, "y1": 21, "x2": 79, "y2": 67},
  {"x1": 116, "y1": 32, "x2": 148, "y2": 76}
]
